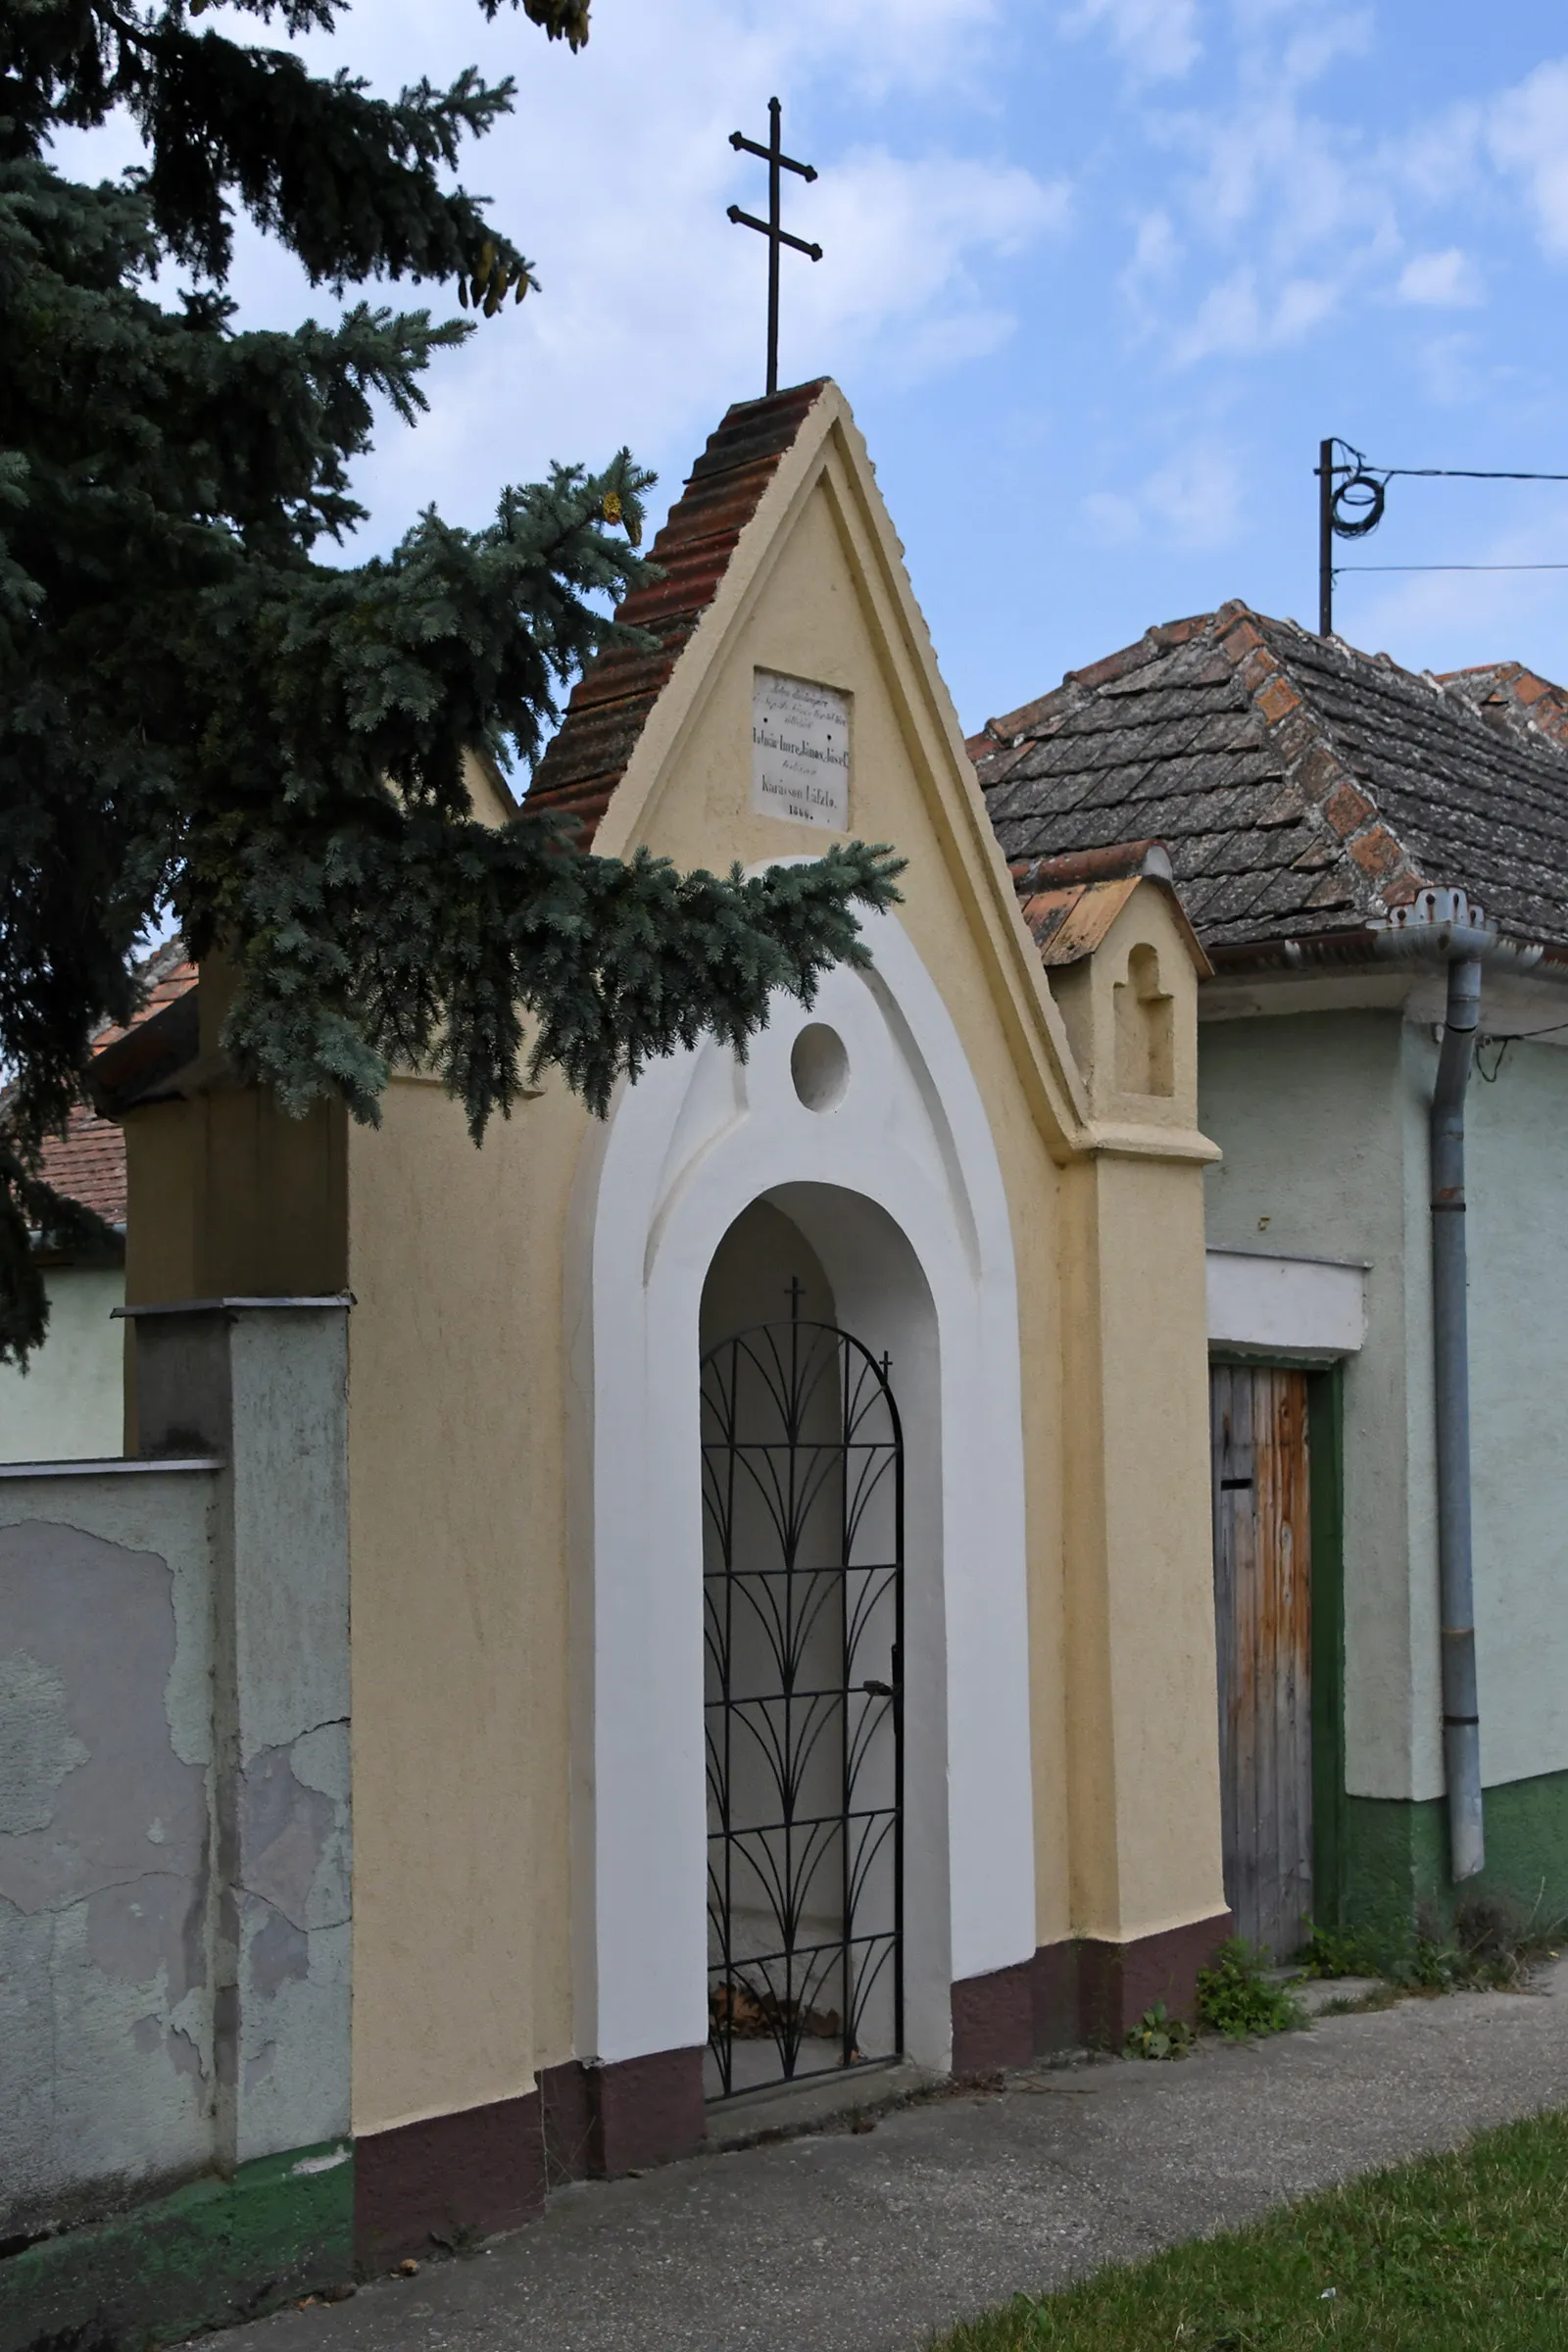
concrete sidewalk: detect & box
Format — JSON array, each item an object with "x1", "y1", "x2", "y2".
[{"x1": 203, "y1": 1965, "x2": 1568, "y2": 2352}]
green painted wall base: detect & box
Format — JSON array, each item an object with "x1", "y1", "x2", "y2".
[
  {"x1": 0, "y1": 2142, "x2": 353, "y2": 2352},
  {"x1": 1343, "y1": 1767, "x2": 1568, "y2": 1956}
]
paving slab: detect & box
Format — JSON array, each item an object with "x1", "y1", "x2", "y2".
[{"x1": 200, "y1": 1962, "x2": 1568, "y2": 2352}]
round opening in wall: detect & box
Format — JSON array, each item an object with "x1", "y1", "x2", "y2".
[{"x1": 790, "y1": 1023, "x2": 850, "y2": 1112}]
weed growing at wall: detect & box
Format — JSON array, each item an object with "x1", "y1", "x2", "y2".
[
  {"x1": 1297, "y1": 1920, "x2": 1384, "y2": 1980},
  {"x1": 1123, "y1": 2002, "x2": 1193, "y2": 2061},
  {"x1": 1196, "y1": 1940, "x2": 1307, "y2": 2040}
]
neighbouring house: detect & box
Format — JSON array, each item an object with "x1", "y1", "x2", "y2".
[
  {"x1": 0, "y1": 383, "x2": 1234, "y2": 2345},
  {"x1": 972, "y1": 601, "x2": 1568, "y2": 1960},
  {"x1": 0, "y1": 940, "x2": 196, "y2": 1464}
]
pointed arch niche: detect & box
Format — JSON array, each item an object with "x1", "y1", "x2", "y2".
[{"x1": 564, "y1": 904, "x2": 1035, "y2": 2091}]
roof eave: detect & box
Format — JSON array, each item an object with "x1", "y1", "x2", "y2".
[{"x1": 1205, "y1": 928, "x2": 1568, "y2": 981}]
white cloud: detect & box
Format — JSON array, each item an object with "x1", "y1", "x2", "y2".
[
  {"x1": 1145, "y1": 442, "x2": 1244, "y2": 545},
  {"x1": 1064, "y1": 0, "x2": 1201, "y2": 81},
  {"x1": 49, "y1": 0, "x2": 1065, "y2": 551},
  {"x1": 1413, "y1": 331, "x2": 1485, "y2": 407},
  {"x1": 1103, "y1": 6, "x2": 1504, "y2": 371},
  {"x1": 1081, "y1": 440, "x2": 1244, "y2": 550},
  {"x1": 1121, "y1": 208, "x2": 1182, "y2": 302},
  {"x1": 790, "y1": 149, "x2": 1067, "y2": 383},
  {"x1": 1396, "y1": 248, "x2": 1481, "y2": 307},
  {"x1": 1170, "y1": 265, "x2": 1335, "y2": 363},
  {"x1": 1278, "y1": 10, "x2": 1372, "y2": 93},
  {"x1": 1396, "y1": 103, "x2": 1482, "y2": 208},
  {"x1": 1490, "y1": 58, "x2": 1568, "y2": 259},
  {"x1": 782, "y1": 0, "x2": 1003, "y2": 96}
]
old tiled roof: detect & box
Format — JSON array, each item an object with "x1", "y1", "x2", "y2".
[
  {"x1": 37, "y1": 1103, "x2": 129, "y2": 1226},
  {"x1": 971, "y1": 602, "x2": 1568, "y2": 957},
  {"x1": 1011, "y1": 840, "x2": 1211, "y2": 974},
  {"x1": 1439, "y1": 661, "x2": 1568, "y2": 754},
  {"x1": 527, "y1": 380, "x2": 831, "y2": 842},
  {"x1": 34, "y1": 939, "x2": 197, "y2": 1231}
]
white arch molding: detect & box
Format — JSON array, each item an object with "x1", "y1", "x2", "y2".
[{"x1": 564, "y1": 905, "x2": 1036, "y2": 2075}]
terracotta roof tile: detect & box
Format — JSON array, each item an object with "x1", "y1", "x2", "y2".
[
  {"x1": 32, "y1": 939, "x2": 197, "y2": 1234},
  {"x1": 972, "y1": 605, "x2": 1568, "y2": 956},
  {"x1": 1006, "y1": 840, "x2": 1211, "y2": 975},
  {"x1": 527, "y1": 380, "x2": 832, "y2": 842}
]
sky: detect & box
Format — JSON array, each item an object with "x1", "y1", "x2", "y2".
[{"x1": 56, "y1": 0, "x2": 1568, "y2": 737}]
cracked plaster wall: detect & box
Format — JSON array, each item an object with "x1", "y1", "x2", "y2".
[
  {"x1": 0, "y1": 1478, "x2": 218, "y2": 2231},
  {"x1": 0, "y1": 1304, "x2": 353, "y2": 2232},
  {"x1": 198, "y1": 1308, "x2": 353, "y2": 2168}
]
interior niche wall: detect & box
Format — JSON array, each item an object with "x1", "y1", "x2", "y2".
[{"x1": 1114, "y1": 943, "x2": 1175, "y2": 1098}]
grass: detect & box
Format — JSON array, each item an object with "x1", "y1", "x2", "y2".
[{"x1": 930, "y1": 2106, "x2": 1568, "y2": 2351}]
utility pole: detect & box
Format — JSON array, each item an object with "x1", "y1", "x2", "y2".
[{"x1": 1317, "y1": 437, "x2": 1335, "y2": 637}]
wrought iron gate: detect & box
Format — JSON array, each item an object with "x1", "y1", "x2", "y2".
[{"x1": 702, "y1": 1293, "x2": 904, "y2": 2099}]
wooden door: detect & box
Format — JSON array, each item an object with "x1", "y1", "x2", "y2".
[{"x1": 1210, "y1": 1366, "x2": 1313, "y2": 1959}]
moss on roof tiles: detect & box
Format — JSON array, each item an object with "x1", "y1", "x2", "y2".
[{"x1": 973, "y1": 606, "x2": 1568, "y2": 952}]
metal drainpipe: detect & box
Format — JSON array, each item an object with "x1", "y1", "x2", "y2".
[
  {"x1": 1371, "y1": 891, "x2": 1547, "y2": 1886},
  {"x1": 1431, "y1": 955, "x2": 1484, "y2": 1882}
]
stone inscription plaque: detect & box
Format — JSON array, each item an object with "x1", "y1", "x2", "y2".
[{"x1": 751, "y1": 671, "x2": 851, "y2": 830}]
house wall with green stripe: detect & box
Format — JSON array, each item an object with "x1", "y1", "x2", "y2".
[{"x1": 1199, "y1": 1001, "x2": 1568, "y2": 1936}]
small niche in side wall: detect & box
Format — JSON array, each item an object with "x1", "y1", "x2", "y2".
[{"x1": 1113, "y1": 943, "x2": 1175, "y2": 1097}]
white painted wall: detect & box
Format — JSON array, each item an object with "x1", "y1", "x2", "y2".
[
  {"x1": 1200, "y1": 1004, "x2": 1568, "y2": 1805},
  {"x1": 0, "y1": 1267, "x2": 124, "y2": 1465},
  {"x1": 1206, "y1": 1249, "x2": 1367, "y2": 1359},
  {"x1": 566, "y1": 906, "x2": 1036, "y2": 2076}
]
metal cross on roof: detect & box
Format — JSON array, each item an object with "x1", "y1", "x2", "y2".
[{"x1": 727, "y1": 97, "x2": 821, "y2": 398}]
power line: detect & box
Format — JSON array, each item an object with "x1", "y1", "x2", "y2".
[
  {"x1": 1337, "y1": 562, "x2": 1568, "y2": 574},
  {"x1": 1316, "y1": 436, "x2": 1568, "y2": 632},
  {"x1": 1377, "y1": 467, "x2": 1568, "y2": 483}
]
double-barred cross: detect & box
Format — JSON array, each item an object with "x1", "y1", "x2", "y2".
[{"x1": 727, "y1": 97, "x2": 822, "y2": 398}]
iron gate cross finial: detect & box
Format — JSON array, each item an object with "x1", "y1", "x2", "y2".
[{"x1": 728, "y1": 96, "x2": 822, "y2": 397}]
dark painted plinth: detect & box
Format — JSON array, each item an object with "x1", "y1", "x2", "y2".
[
  {"x1": 541, "y1": 2047, "x2": 706, "y2": 2181},
  {"x1": 355, "y1": 2047, "x2": 708, "y2": 2260},
  {"x1": 1031, "y1": 1937, "x2": 1082, "y2": 2052},
  {"x1": 354, "y1": 2092, "x2": 545, "y2": 2266},
  {"x1": 951, "y1": 1959, "x2": 1036, "y2": 2074},
  {"x1": 591, "y1": 2047, "x2": 708, "y2": 2177},
  {"x1": 540, "y1": 2058, "x2": 595, "y2": 2187},
  {"x1": 1030, "y1": 1910, "x2": 1234, "y2": 2052}
]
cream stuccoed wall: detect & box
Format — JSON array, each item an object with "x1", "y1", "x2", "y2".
[
  {"x1": 1052, "y1": 889, "x2": 1225, "y2": 1944},
  {"x1": 0, "y1": 1267, "x2": 124, "y2": 1464},
  {"x1": 582, "y1": 417, "x2": 1084, "y2": 1972},
  {"x1": 343, "y1": 389, "x2": 1225, "y2": 2134},
  {"x1": 347, "y1": 1075, "x2": 577, "y2": 2133},
  {"x1": 344, "y1": 425, "x2": 1074, "y2": 2133}
]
